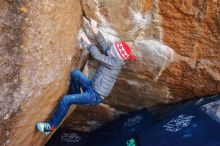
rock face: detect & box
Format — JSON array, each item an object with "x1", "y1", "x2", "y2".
[
  {"x1": 80, "y1": 0, "x2": 220, "y2": 108},
  {"x1": 0, "y1": 0, "x2": 81, "y2": 145},
  {"x1": 158, "y1": 0, "x2": 220, "y2": 100},
  {"x1": 0, "y1": 0, "x2": 220, "y2": 145},
  {"x1": 63, "y1": 0, "x2": 220, "y2": 131}
]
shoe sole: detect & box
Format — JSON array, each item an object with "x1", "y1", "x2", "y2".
[
  {"x1": 36, "y1": 122, "x2": 43, "y2": 132},
  {"x1": 36, "y1": 122, "x2": 50, "y2": 136}
]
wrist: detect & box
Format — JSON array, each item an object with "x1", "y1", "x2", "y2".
[
  {"x1": 92, "y1": 29, "x2": 98, "y2": 34},
  {"x1": 85, "y1": 40, "x2": 91, "y2": 45}
]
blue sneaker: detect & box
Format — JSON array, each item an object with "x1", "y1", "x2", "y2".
[{"x1": 36, "y1": 122, "x2": 52, "y2": 135}]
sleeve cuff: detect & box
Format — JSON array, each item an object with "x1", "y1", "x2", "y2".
[
  {"x1": 87, "y1": 43, "x2": 96, "y2": 51},
  {"x1": 94, "y1": 31, "x2": 102, "y2": 38}
]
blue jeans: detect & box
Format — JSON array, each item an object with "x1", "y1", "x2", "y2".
[{"x1": 49, "y1": 69, "x2": 103, "y2": 128}]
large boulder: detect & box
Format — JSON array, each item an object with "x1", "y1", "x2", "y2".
[
  {"x1": 80, "y1": 0, "x2": 220, "y2": 109},
  {"x1": 0, "y1": 0, "x2": 82, "y2": 145},
  {"x1": 63, "y1": 0, "x2": 220, "y2": 131},
  {"x1": 1, "y1": 0, "x2": 220, "y2": 145}
]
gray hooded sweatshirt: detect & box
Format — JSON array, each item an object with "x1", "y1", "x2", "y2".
[{"x1": 87, "y1": 32, "x2": 125, "y2": 97}]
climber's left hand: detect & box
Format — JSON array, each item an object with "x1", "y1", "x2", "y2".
[
  {"x1": 90, "y1": 19, "x2": 98, "y2": 34},
  {"x1": 81, "y1": 33, "x2": 91, "y2": 45}
]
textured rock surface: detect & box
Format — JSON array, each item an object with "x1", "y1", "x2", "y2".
[
  {"x1": 0, "y1": 0, "x2": 81, "y2": 145},
  {"x1": 1, "y1": 0, "x2": 220, "y2": 145},
  {"x1": 61, "y1": 103, "x2": 122, "y2": 131},
  {"x1": 63, "y1": 0, "x2": 220, "y2": 131},
  {"x1": 158, "y1": 0, "x2": 220, "y2": 100},
  {"x1": 81, "y1": 0, "x2": 220, "y2": 107}
]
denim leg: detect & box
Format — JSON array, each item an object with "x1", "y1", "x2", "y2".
[
  {"x1": 48, "y1": 90, "x2": 102, "y2": 128},
  {"x1": 68, "y1": 69, "x2": 91, "y2": 94}
]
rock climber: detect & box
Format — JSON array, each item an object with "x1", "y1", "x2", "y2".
[{"x1": 36, "y1": 19, "x2": 135, "y2": 135}]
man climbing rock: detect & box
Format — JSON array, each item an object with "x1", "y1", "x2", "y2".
[{"x1": 36, "y1": 19, "x2": 135, "y2": 135}]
